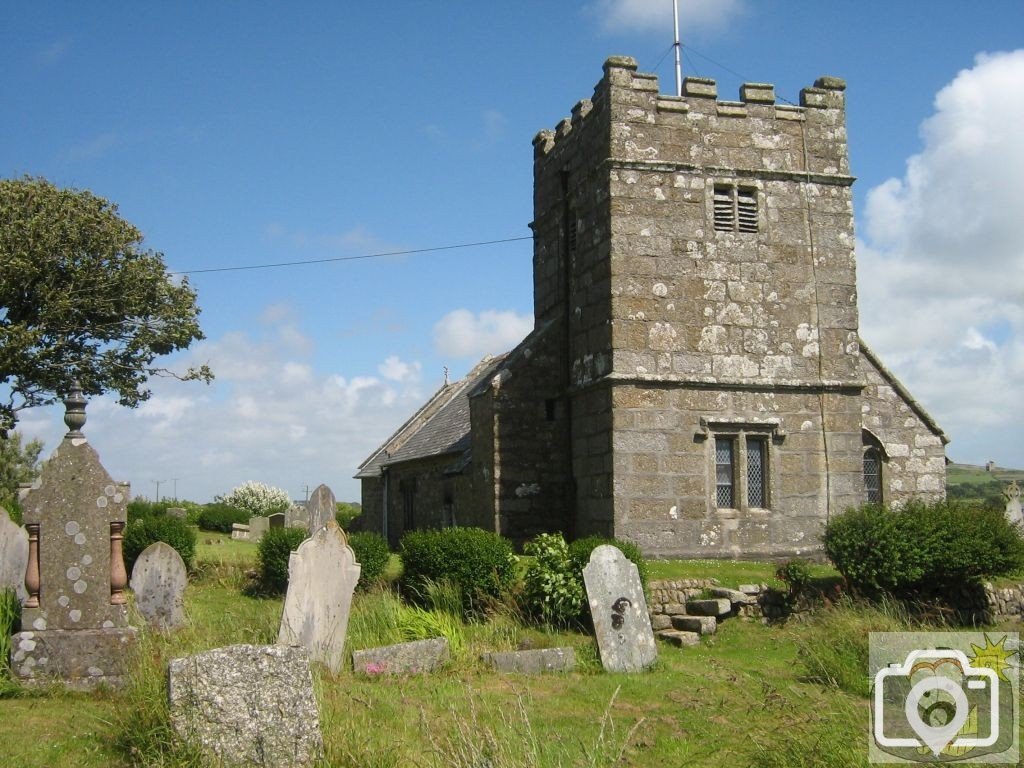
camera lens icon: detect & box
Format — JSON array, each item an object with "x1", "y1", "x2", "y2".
[{"x1": 874, "y1": 649, "x2": 1000, "y2": 757}]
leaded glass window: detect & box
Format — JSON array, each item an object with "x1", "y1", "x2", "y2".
[
  {"x1": 747, "y1": 437, "x2": 767, "y2": 507},
  {"x1": 715, "y1": 438, "x2": 735, "y2": 508},
  {"x1": 864, "y1": 447, "x2": 882, "y2": 504}
]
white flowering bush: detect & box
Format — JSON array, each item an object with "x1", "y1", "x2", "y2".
[{"x1": 219, "y1": 481, "x2": 292, "y2": 518}]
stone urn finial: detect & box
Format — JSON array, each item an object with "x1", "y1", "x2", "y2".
[{"x1": 63, "y1": 380, "x2": 87, "y2": 438}]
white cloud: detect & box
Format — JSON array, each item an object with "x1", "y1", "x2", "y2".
[
  {"x1": 859, "y1": 50, "x2": 1024, "y2": 467},
  {"x1": 588, "y1": 0, "x2": 746, "y2": 35},
  {"x1": 432, "y1": 309, "x2": 533, "y2": 359},
  {"x1": 14, "y1": 306, "x2": 428, "y2": 504}
]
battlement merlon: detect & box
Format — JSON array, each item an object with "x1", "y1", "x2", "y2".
[{"x1": 534, "y1": 57, "x2": 850, "y2": 178}]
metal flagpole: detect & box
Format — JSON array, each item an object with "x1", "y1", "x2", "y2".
[{"x1": 673, "y1": 0, "x2": 682, "y2": 96}]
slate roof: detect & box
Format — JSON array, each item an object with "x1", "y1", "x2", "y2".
[{"x1": 355, "y1": 354, "x2": 508, "y2": 479}]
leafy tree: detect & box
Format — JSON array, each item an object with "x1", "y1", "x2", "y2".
[
  {"x1": 0, "y1": 176, "x2": 212, "y2": 435},
  {"x1": 0, "y1": 431, "x2": 43, "y2": 513},
  {"x1": 219, "y1": 481, "x2": 291, "y2": 518}
]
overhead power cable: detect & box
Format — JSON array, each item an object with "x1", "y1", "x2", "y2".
[{"x1": 171, "y1": 235, "x2": 534, "y2": 276}]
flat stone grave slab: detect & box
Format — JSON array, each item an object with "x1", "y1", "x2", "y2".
[
  {"x1": 130, "y1": 541, "x2": 187, "y2": 630},
  {"x1": 481, "y1": 647, "x2": 576, "y2": 674},
  {"x1": 277, "y1": 520, "x2": 359, "y2": 674},
  {"x1": 168, "y1": 644, "x2": 323, "y2": 768},
  {"x1": 352, "y1": 637, "x2": 449, "y2": 675},
  {"x1": 0, "y1": 506, "x2": 28, "y2": 602},
  {"x1": 671, "y1": 615, "x2": 717, "y2": 635},
  {"x1": 583, "y1": 545, "x2": 657, "y2": 673}
]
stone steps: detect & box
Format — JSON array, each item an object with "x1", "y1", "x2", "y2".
[{"x1": 652, "y1": 580, "x2": 773, "y2": 648}]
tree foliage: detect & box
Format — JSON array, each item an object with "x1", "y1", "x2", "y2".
[
  {"x1": 0, "y1": 176, "x2": 211, "y2": 434},
  {"x1": 0, "y1": 431, "x2": 43, "y2": 504}
]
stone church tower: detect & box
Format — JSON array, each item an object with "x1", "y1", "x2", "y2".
[{"x1": 359, "y1": 57, "x2": 947, "y2": 558}]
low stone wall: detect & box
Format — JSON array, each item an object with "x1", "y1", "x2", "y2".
[{"x1": 649, "y1": 579, "x2": 1024, "y2": 628}]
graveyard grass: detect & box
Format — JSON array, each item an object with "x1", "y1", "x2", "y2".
[{"x1": 2, "y1": 540, "x2": 1018, "y2": 767}]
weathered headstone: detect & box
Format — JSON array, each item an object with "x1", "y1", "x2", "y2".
[
  {"x1": 0, "y1": 506, "x2": 29, "y2": 603},
  {"x1": 230, "y1": 522, "x2": 251, "y2": 540},
  {"x1": 352, "y1": 637, "x2": 449, "y2": 675},
  {"x1": 583, "y1": 545, "x2": 657, "y2": 673},
  {"x1": 168, "y1": 644, "x2": 323, "y2": 768},
  {"x1": 277, "y1": 520, "x2": 360, "y2": 673},
  {"x1": 285, "y1": 504, "x2": 309, "y2": 530},
  {"x1": 10, "y1": 384, "x2": 138, "y2": 689},
  {"x1": 248, "y1": 515, "x2": 270, "y2": 541},
  {"x1": 269, "y1": 511, "x2": 285, "y2": 529},
  {"x1": 130, "y1": 541, "x2": 187, "y2": 630},
  {"x1": 305, "y1": 484, "x2": 336, "y2": 535},
  {"x1": 1005, "y1": 481, "x2": 1022, "y2": 527},
  {"x1": 166, "y1": 507, "x2": 187, "y2": 520}
]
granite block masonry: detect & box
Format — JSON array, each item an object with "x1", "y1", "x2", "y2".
[
  {"x1": 0, "y1": 506, "x2": 29, "y2": 602},
  {"x1": 10, "y1": 383, "x2": 138, "y2": 689},
  {"x1": 277, "y1": 519, "x2": 360, "y2": 674},
  {"x1": 583, "y1": 545, "x2": 657, "y2": 672},
  {"x1": 168, "y1": 644, "x2": 324, "y2": 768},
  {"x1": 130, "y1": 541, "x2": 187, "y2": 630}
]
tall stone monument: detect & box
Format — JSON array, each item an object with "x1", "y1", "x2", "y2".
[
  {"x1": 9, "y1": 383, "x2": 138, "y2": 688},
  {"x1": 278, "y1": 520, "x2": 360, "y2": 674},
  {"x1": 305, "y1": 483, "x2": 336, "y2": 535}
]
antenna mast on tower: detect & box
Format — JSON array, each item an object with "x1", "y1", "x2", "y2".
[{"x1": 673, "y1": 0, "x2": 682, "y2": 96}]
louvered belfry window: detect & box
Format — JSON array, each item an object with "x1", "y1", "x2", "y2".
[{"x1": 713, "y1": 184, "x2": 758, "y2": 233}]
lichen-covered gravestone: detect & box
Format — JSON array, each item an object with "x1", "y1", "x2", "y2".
[
  {"x1": 0, "y1": 506, "x2": 29, "y2": 602},
  {"x1": 583, "y1": 545, "x2": 657, "y2": 673},
  {"x1": 130, "y1": 541, "x2": 187, "y2": 630},
  {"x1": 305, "y1": 483, "x2": 336, "y2": 534},
  {"x1": 10, "y1": 384, "x2": 137, "y2": 689},
  {"x1": 168, "y1": 644, "x2": 324, "y2": 767},
  {"x1": 277, "y1": 519, "x2": 360, "y2": 673},
  {"x1": 1005, "y1": 481, "x2": 1022, "y2": 527}
]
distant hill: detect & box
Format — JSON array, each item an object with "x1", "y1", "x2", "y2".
[{"x1": 946, "y1": 462, "x2": 1022, "y2": 508}]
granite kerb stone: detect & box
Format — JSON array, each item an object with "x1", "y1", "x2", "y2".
[
  {"x1": 481, "y1": 647, "x2": 577, "y2": 674},
  {"x1": 352, "y1": 637, "x2": 449, "y2": 675}
]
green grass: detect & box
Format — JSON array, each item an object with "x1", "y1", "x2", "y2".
[
  {"x1": 5, "y1": 554, "x2": 1020, "y2": 767},
  {"x1": 646, "y1": 558, "x2": 839, "y2": 590}
]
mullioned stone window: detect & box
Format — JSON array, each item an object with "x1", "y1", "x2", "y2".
[
  {"x1": 716, "y1": 430, "x2": 770, "y2": 514},
  {"x1": 713, "y1": 184, "x2": 758, "y2": 233}
]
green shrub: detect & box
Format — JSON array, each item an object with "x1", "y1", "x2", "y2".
[
  {"x1": 824, "y1": 500, "x2": 1024, "y2": 595},
  {"x1": 123, "y1": 515, "x2": 197, "y2": 573},
  {"x1": 523, "y1": 533, "x2": 585, "y2": 627},
  {"x1": 776, "y1": 558, "x2": 813, "y2": 604},
  {"x1": 255, "y1": 527, "x2": 307, "y2": 594},
  {"x1": 0, "y1": 588, "x2": 21, "y2": 679},
  {"x1": 1, "y1": 498, "x2": 23, "y2": 526},
  {"x1": 349, "y1": 531, "x2": 390, "y2": 590},
  {"x1": 196, "y1": 503, "x2": 250, "y2": 533},
  {"x1": 567, "y1": 535, "x2": 649, "y2": 590},
  {"x1": 399, "y1": 527, "x2": 517, "y2": 616},
  {"x1": 220, "y1": 481, "x2": 291, "y2": 518},
  {"x1": 336, "y1": 501, "x2": 363, "y2": 529}
]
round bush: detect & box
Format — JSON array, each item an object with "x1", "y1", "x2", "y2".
[
  {"x1": 567, "y1": 535, "x2": 649, "y2": 590},
  {"x1": 399, "y1": 527, "x2": 517, "y2": 615},
  {"x1": 197, "y1": 503, "x2": 250, "y2": 533},
  {"x1": 256, "y1": 527, "x2": 307, "y2": 594},
  {"x1": 123, "y1": 515, "x2": 197, "y2": 574},
  {"x1": 824, "y1": 500, "x2": 1024, "y2": 595},
  {"x1": 220, "y1": 481, "x2": 291, "y2": 518},
  {"x1": 349, "y1": 531, "x2": 390, "y2": 590}
]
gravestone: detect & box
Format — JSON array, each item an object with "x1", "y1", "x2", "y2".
[
  {"x1": 305, "y1": 484, "x2": 336, "y2": 535},
  {"x1": 583, "y1": 545, "x2": 657, "y2": 673},
  {"x1": 277, "y1": 520, "x2": 360, "y2": 673},
  {"x1": 130, "y1": 541, "x2": 187, "y2": 630},
  {"x1": 248, "y1": 515, "x2": 270, "y2": 541},
  {"x1": 269, "y1": 511, "x2": 285, "y2": 529},
  {"x1": 168, "y1": 644, "x2": 323, "y2": 767},
  {"x1": 166, "y1": 507, "x2": 187, "y2": 520},
  {"x1": 285, "y1": 504, "x2": 309, "y2": 530},
  {"x1": 482, "y1": 647, "x2": 576, "y2": 674},
  {"x1": 352, "y1": 637, "x2": 449, "y2": 675},
  {"x1": 230, "y1": 523, "x2": 250, "y2": 540},
  {"x1": 10, "y1": 384, "x2": 137, "y2": 689},
  {"x1": 0, "y1": 506, "x2": 29, "y2": 602},
  {"x1": 1005, "y1": 481, "x2": 1022, "y2": 527}
]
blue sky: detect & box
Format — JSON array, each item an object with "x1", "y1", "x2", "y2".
[{"x1": 4, "y1": 1, "x2": 1023, "y2": 503}]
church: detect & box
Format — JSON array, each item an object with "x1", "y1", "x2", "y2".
[{"x1": 356, "y1": 57, "x2": 947, "y2": 558}]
